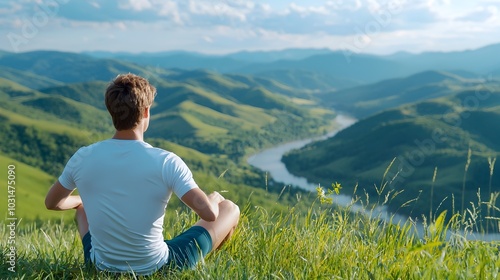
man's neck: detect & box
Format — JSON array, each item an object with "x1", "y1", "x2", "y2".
[{"x1": 112, "y1": 129, "x2": 143, "y2": 141}]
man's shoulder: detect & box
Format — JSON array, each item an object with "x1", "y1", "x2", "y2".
[
  {"x1": 75, "y1": 139, "x2": 111, "y2": 154},
  {"x1": 141, "y1": 142, "x2": 178, "y2": 159}
]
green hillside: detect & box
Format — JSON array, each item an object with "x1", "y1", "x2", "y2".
[
  {"x1": 319, "y1": 71, "x2": 482, "y2": 118},
  {"x1": 0, "y1": 59, "x2": 335, "y2": 222},
  {"x1": 254, "y1": 69, "x2": 360, "y2": 91},
  {"x1": 0, "y1": 66, "x2": 63, "y2": 90},
  {"x1": 39, "y1": 81, "x2": 109, "y2": 109},
  {"x1": 283, "y1": 88, "x2": 500, "y2": 223},
  {"x1": 0, "y1": 77, "x2": 42, "y2": 99},
  {"x1": 236, "y1": 52, "x2": 412, "y2": 83},
  {"x1": 0, "y1": 51, "x2": 170, "y2": 84},
  {"x1": 0, "y1": 153, "x2": 73, "y2": 221},
  {"x1": 145, "y1": 71, "x2": 333, "y2": 156},
  {"x1": 22, "y1": 95, "x2": 112, "y2": 132}
]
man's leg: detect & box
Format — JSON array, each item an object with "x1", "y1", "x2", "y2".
[
  {"x1": 75, "y1": 204, "x2": 89, "y2": 239},
  {"x1": 75, "y1": 204, "x2": 93, "y2": 263},
  {"x1": 194, "y1": 199, "x2": 240, "y2": 251}
]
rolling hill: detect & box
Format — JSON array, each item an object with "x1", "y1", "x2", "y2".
[
  {"x1": 234, "y1": 52, "x2": 411, "y2": 84},
  {"x1": 318, "y1": 71, "x2": 487, "y2": 118},
  {"x1": 0, "y1": 51, "x2": 171, "y2": 84},
  {"x1": 144, "y1": 70, "x2": 333, "y2": 156},
  {"x1": 83, "y1": 43, "x2": 500, "y2": 88},
  {"x1": 0, "y1": 59, "x2": 336, "y2": 222},
  {"x1": 5, "y1": 45, "x2": 500, "y2": 226},
  {"x1": 0, "y1": 66, "x2": 63, "y2": 89},
  {"x1": 87, "y1": 51, "x2": 248, "y2": 73},
  {"x1": 39, "y1": 81, "x2": 109, "y2": 109},
  {"x1": 283, "y1": 86, "x2": 500, "y2": 220},
  {"x1": 36, "y1": 67, "x2": 334, "y2": 159},
  {"x1": 253, "y1": 69, "x2": 361, "y2": 91}
]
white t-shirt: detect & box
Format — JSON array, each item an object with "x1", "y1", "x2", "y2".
[{"x1": 58, "y1": 139, "x2": 199, "y2": 275}]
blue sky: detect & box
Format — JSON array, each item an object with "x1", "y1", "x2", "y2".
[{"x1": 1, "y1": 0, "x2": 499, "y2": 54}]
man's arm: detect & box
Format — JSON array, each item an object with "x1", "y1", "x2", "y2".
[
  {"x1": 181, "y1": 188, "x2": 225, "y2": 222},
  {"x1": 45, "y1": 180, "x2": 82, "y2": 210}
]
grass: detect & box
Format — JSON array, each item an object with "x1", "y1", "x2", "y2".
[
  {"x1": 1, "y1": 185, "x2": 499, "y2": 280},
  {"x1": 0, "y1": 154, "x2": 72, "y2": 221}
]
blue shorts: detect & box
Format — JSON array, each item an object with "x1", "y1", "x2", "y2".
[
  {"x1": 165, "y1": 226, "x2": 213, "y2": 269},
  {"x1": 81, "y1": 226, "x2": 212, "y2": 270}
]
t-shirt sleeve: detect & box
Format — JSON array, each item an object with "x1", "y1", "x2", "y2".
[
  {"x1": 163, "y1": 154, "x2": 199, "y2": 198},
  {"x1": 58, "y1": 147, "x2": 88, "y2": 191}
]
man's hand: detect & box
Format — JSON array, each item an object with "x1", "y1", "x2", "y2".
[
  {"x1": 208, "y1": 191, "x2": 225, "y2": 205},
  {"x1": 181, "y1": 189, "x2": 223, "y2": 222}
]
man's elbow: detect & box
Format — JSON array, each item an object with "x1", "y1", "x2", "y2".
[{"x1": 45, "y1": 197, "x2": 59, "y2": 210}]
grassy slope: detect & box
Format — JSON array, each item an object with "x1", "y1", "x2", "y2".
[
  {"x1": 0, "y1": 52, "x2": 499, "y2": 279},
  {"x1": 1, "y1": 192, "x2": 499, "y2": 279},
  {"x1": 21, "y1": 95, "x2": 113, "y2": 133},
  {"x1": 39, "y1": 81, "x2": 109, "y2": 110},
  {"x1": 0, "y1": 154, "x2": 72, "y2": 221}
]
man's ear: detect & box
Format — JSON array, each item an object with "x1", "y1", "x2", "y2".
[{"x1": 143, "y1": 107, "x2": 150, "y2": 119}]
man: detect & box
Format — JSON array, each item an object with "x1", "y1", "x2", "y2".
[{"x1": 45, "y1": 73, "x2": 240, "y2": 275}]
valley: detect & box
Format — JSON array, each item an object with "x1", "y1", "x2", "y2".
[{"x1": 1, "y1": 46, "x2": 500, "y2": 230}]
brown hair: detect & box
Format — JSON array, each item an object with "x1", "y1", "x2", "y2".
[{"x1": 105, "y1": 73, "x2": 156, "y2": 130}]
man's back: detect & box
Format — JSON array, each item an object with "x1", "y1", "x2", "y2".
[
  {"x1": 45, "y1": 74, "x2": 239, "y2": 275},
  {"x1": 59, "y1": 139, "x2": 198, "y2": 274}
]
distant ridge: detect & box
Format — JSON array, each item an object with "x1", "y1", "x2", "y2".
[
  {"x1": 0, "y1": 66, "x2": 63, "y2": 90},
  {"x1": 226, "y1": 48, "x2": 333, "y2": 63},
  {"x1": 385, "y1": 43, "x2": 500, "y2": 74},
  {"x1": 319, "y1": 70, "x2": 479, "y2": 118},
  {"x1": 234, "y1": 52, "x2": 410, "y2": 83},
  {"x1": 80, "y1": 42, "x2": 500, "y2": 84},
  {"x1": 0, "y1": 51, "x2": 167, "y2": 83}
]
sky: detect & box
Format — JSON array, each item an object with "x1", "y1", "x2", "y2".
[{"x1": 1, "y1": 0, "x2": 500, "y2": 55}]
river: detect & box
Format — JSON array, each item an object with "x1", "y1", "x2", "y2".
[{"x1": 247, "y1": 114, "x2": 500, "y2": 241}]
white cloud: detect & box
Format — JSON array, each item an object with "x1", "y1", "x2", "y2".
[
  {"x1": 88, "y1": 1, "x2": 101, "y2": 9},
  {"x1": 0, "y1": 0, "x2": 499, "y2": 54},
  {"x1": 187, "y1": 0, "x2": 252, "y2": 22},
  {"x1": 203, "y1": 35, "x2": 213, "y2": 43},
  {"x1": 287, "y1": 3, "x2": 331, "y2": 15},
  {"x1": 156, "y1": 1, "x2": 183, "y2": 24},
  {"x1": 121, "y1": 0, "x2": 153, "y2": 11},
  {"x1": 458, "y1": 5, "x2": 499, "y2": 22}
]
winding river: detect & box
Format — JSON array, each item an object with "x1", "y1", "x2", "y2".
[
  {"x1": 247, "y1": 114, "x2": 356, "y2": 207},
  {"x1": 247, "y1": 114, "x2": 500, "y2": 241}
]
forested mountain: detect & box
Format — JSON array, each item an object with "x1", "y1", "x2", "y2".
[
  {"x1": 283, "y1": 85, "x2": 500, "y2": 220},
  {"x1": 319, "y1": 71, "x2": 487, "y2": 118},
  {"x1": 84, "y1": 43, "x2": 500, "y2": 86},
  {"x1": 0, "y1": 51, "x2": 170, "y2": 84}
]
